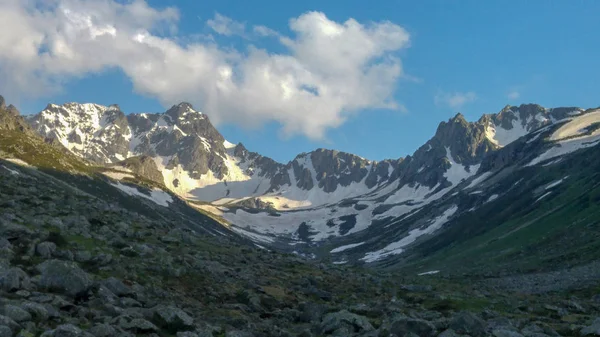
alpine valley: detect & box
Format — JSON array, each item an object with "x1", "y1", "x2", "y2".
[
  {"x1": 22, "y1": 98, "x2": 600, "y2": 269},
  {"x1": 3, "y1": 94, "x2": 600, "y2": 336}
]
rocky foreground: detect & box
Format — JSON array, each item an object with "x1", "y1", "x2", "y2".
[{"x1": 1, "y1": 162, "x2": 600, "y2": 337}]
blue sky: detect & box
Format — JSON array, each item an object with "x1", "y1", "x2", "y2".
[{"x1": 5, "y1": 0, "x2": 600, "y2": 163}]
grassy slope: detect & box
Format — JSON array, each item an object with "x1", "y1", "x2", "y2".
[{"x1": 398, "y1": 146, "x2": 600, "y2": 275}]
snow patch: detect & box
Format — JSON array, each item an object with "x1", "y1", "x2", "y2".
[
  {"x1": 466, "y1": 172, "x2": 493, "y2": 189},
  {"x1": 223, "y1": 140, "x2": 236, "y2": 149},
  {"x1": 102, "y1": 171, "x2": 135, "y2": 180},
  {"x1": 550, "y1": 110, "x2": 600, "y2": 141},
  {"x1": 361, "y1": 205, "x2": 458, "y2": 263},
  {"x1": 535, "y1": 191, "x2": 552, "y2": 203},
  {"x1": 5, "y1": 158, "x2": 31, "y2": 167},
  {"x1": 418, "y1": 270, "x2": 440, "y2": 276},
  {"x1": 444, "y1": 147, "x2": 479, "y2": 186},
  {"x1": 487, "y1": 115, "x2": 529, "y2": 146},
  {"x1": 111, "y1": 182, "x2": 173, "y2": 207},
  {"x1": 330, "y1": 242, "x2": 366, "y2": 253},
  {"x1": 527, "y1": 134, "x2": 600, "y2": 166},
  {"x1": 1, "y1": 165, "x2": 20, "y2": 175},
  {"x1": 545, "y1": 177, "x2": 568, "y2": 190},
  {"x1": 486, "y1": 194, "x2": 499, "y2": 203}
]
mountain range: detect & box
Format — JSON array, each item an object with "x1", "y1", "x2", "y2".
[
  {"x1": 4, "y1": 94, "x2": 600, "y2": 335},
  {"x1": 4, "y1": 95, "x2": 600, "y2": 271}
]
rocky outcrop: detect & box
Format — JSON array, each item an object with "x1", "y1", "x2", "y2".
[{"x1": 111, "y1": 156, "x2": 164, "y2": 185}]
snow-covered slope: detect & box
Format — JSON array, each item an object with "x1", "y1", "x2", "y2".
[{"x1": 28, "y1": 101, "x2": 600, "y2": 254}]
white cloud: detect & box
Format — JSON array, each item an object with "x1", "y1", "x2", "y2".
[
  {"x1": 206, "y1": 13, "x2": 246, "y2": 37},
  {"x1": 507, "y1": 90, "x2": 520, "y2": 100},
  {"x1": 434, "y1": 91, "x2": 477, "y2": 109},
  {"x1": 0, "y1": 2, "x2": 410, "y2": 140}
]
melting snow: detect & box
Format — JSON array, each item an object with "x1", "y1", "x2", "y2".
[
  {"x1": 486, "y1": 194, "x2": 499, "y2": 203},
  {"x1": 550, "y1": 110, "x2": 600, "y2": 141},
  {"x1": 330, "y1": 242, "x2": 366, "y2": 253},
  {"x1": 333, "y1": 260, "x2": 348, "y2": 265},
  {"x1": 102, "y1": 171, "x2": 135, "y2": 180},
  {"x1": 545, "y1": 177, "x2": 568, "y2": 190},
  {"x1": 361, "y1": 205, "x2": 458, "y2": 263},
  {"x1": 444, "y1": 147, "x2": 479, "y2": 186},
  {"x1": 527, "y1": 134, "x2": 600, "y2": 166},
  {"x1": 5, "y1": 158, "x2": 31, "y2": 167},
  {"x1": 223, "y1": 140, "x2": 236, "y2": 149},
  {"x1": 535, "y1": 191, "x2": 552, "y2": 203},
  {"x1": 111, "y1": 182, "x2": 173, "y2": 207},
  {"x1": 486, "y1": 116, "x2": 530, "y2": 147},
  {"x1": 1, "y1": 165, "x2": 20, "y2": 175},
  {"x1": 466, "y1": 172, "x2": 493, "y2": 189}
]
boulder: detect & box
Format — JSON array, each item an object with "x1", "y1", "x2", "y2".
[
  {"x1": 36, "y1": 260, "x2": 93, "y2": 297},
  {"x1": 390, "y1": 316, "x2": 436, "y2": 337},
  {"x1": 0, "y1": 268, "x2": 31, "y2": 292},
  {"x1": 319, "y1": 310, "x2": 374, "y2": 335},
  {"x1": 153, "y1": 306, "x2": 195, "y2": 333},
  {"x1": 449, "y1": 311, "x2": 487, "y2": 337}
]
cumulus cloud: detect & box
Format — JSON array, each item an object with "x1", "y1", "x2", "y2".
[
  {"x1": 434, "y1": 91, "x2": 477, "y2": 109},
  {"x1": 0, "y1": 1, "x2": 410, "y2": 139}
]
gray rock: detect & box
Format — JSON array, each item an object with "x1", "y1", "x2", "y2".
[
  {"x1": 15, "y1": 290, "x2": 30, "y2": 298},
  {"x1": 0, "y1": 268, "x2": 31, "y2": 292},
  {"x1": 36, "y1": 260, "x2": 93, "y2": 297},
  {"x1": 2, "y1": 305, "x2": 32, "y2": 323},
  {"x1": 16, "y1": 330, "x2": 36, "y2": 337},
  {"x1": 21, "y1": 302, "x2": 49, "y2": 321},
  {"x1": 492, "y1": 330, "x2": 524, "y2": 337},
  {"x1": 36, "y1": 242, "x2": 57, "y2": 259},
  {"x1": 298, "y1": 302, "x2": 327, "y2": 323},
  {"x1": 177, "y1": 332, "x2": 199, "y2": 337},
  {"x1": 48, "y1": 324, "x2": 88, "y2": 337},
  {"x1": 319, "y1": 310, "x2": 374, "y2": 335},
  {"x1": 438, "y1": 329, "x2": 461, "y2": 337},
  {"x1": 389, "y1": 316, "x2": 436, "y2": 337},
  {"x1": 225, "y1": 331, "x2": 254, "y2": 337},
  {"x1": 449, "y1": 311, "x2": 487, "y2": 337},
  {"x1": 102, "y1": 277, "x2": 132, "y2": 297},
  {"x1": 89, "y1": 323, "x2": 117, "y2": 337},
  {"x1": 0, "y1": 314, "x2": 21, "y2": 333},
  {"x1": 0, "y1": 238, "x2": 11, "y2": 249},
  {"x1": 74, "y1": 251, "x2": 92, "y2": 263},
  {"x1": 123, "y1": 318, "x2": 159, "y2": 332},
  {"x1": 0, "y1": 326, "x2": 13, "y2": 337},
  {"x1": 581, "y1": 318, "x2": 600, "y2": 336},
  {"x1": 153, "y1": 306, "x2": 195, "y2": 332}
]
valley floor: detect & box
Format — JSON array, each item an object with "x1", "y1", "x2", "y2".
[{"x1": 2, "y1": 160, "x2": 600, "y2": 336}]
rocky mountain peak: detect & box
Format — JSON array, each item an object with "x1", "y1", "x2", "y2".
[
  {"x1": 233, "y1": 142, "x2": 249, "y2": 158},
  {"x1": 165, "y1": 102, "x2": 197, "y2": 120},
  {"x1": 0, "y1": 96, "x2": 31, "y2": 133}
]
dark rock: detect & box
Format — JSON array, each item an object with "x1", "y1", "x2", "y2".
[
  {"x1": 102, "y1": 277, "x2": 133, "y2": 297},
  {"x1": 153, "y1": 306, "x2": 195, "y2": 333},
  {"x1": 0, "y1": 315, "x2": 21, "y2": 334},
  {"x1": 449, "y1": 311, "x2": 486, "y2": 337},
  {"x1": 581, "y1": 318, "x2": 600, "y2": 336},
  {"x1": 0, "y1": 268, "x2": 31, "y2": 292},
  {"x1": 21, "y1": 302, "x2": 49, "y2": 321},
  {"x1": 319, "y1": 310, "x2": 374, "y2": 335},
  {"x1": 36, "y1": 242, "x2": 57, "y2": 259},
  {"x1": 2, "y1": 305, "x2": 32, "y2": 323},
  {"x1": 36, "y1": 260, "x2": 93, "y2": 297},
  {"x1": 89, "y1": 323, "x2": 117, "y2": 337},
  {"x1": 390, "y1": 316, "x2": 436, "y2": 337}
]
